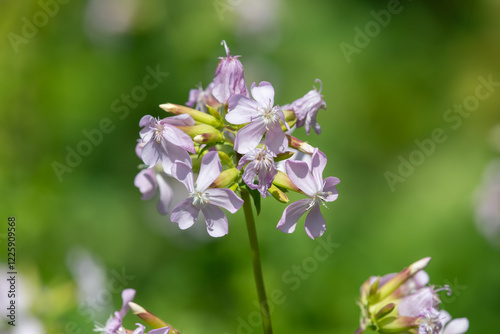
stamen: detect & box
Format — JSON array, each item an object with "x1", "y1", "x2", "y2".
[{"x1": 189, "y1": 189, "x2": 210, "y2": 208}]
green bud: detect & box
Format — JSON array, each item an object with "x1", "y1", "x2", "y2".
[
  {"x1": 206, "y1": 105, "x2": 223, "y2": 120},
  {"x1": 283, "y1": 109, "x2": 296, "y2": 122},
  {"x1": 177, "y1": 124, "x2": 223, "y2": 144},
  {"x1": 210, "y1": 168, "x2": 240, "y2": 188},
  {"x1": 268, "y1": 184, "x2": 289, "y2": 203},
  {"x1": 160, "y1": 103, "x2": 222, "y2": 127},
  {"x1": 272, "y1": 171, "x2": 302, "y2": 193},
  {"x1": 274, "y1": 151, "x2": 295, "y2": 162}
]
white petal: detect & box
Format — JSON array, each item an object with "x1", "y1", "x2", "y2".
[
  {"x1": 234, "y1": 120, "x2": 267, "y2": 154},
  {"x1": 304, "y1": 203, "x2": 326, "y2": 239},
  {"x1": 201, "y1": 205, "x2": 228, "y2": 237},
  {"x1": 170, "y1": 161, "x2": 194, "y2": 192},
  {"x1": 170, "y1": 199, "x2": 199, "y2": 230},
  {"x1": 286, "y1": 160, "x2": 317, "y2": 197},
  {"x1": 443, "y1": 318, "x2": 469, "y2": 334},
  {"x1": 205, "y1": 188, "x2": 244, "y2": 213},
  {"x1": 251, "y1": 81, "x2": 275, "y2": 107},
  {"x1": 196, "y1": 151, "x2": 222, "y2": 191},
  {"x1": 277, "y1": 199, "x2": 311, "y2": 234}
]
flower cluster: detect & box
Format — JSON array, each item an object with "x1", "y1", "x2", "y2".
[
  {"x1": 134, "y1": 40, "x2": 339, "y2": 239},
  {"x1": 95, "y1": 289, "x2": 173, "y2": 334},
  {"x1": 356, "y1": 257, "x2": 469, "y2": 334}
]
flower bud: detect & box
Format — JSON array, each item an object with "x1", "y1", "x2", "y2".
[
  {"x1": 210, "y1": 168, "x2": 240, "y2": 188},
  {"x1": 272, "y1": 171, "x2": 302, "y2": 193},
  {"x1": 212, "y1": 40, "x2": 249, "y2": 104},
  {"x1": 128, "y1": 302, "x2": 179, "y2": 334},
  {"x1": 286, "y1": 135, "x2": 315, "y2": 155},
  {"x1": 160, "y1": 103, "x2": 222, "y2": 127},
  {"x1": 268, "y1": 184, "x2": 289, "y2": 203}
]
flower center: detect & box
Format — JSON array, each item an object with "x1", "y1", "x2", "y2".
[
  {"x1": 256, "y1": 149, "x2": 274, "y2": 171},
  {"x1": 258, "y1": 101, "x2": 281, "y2": 129},
  {"x1": 418, "y1": 308, "x2": 442, "y2": 334},
  {"x1": 149, "y1": 118, "x2": 164, "y2": 143},
  {"x1": 189, "y1": 189, "x2": 210, "y2": 208},
  {"x1": 307, "y1": 190, "x2": 332, "y2": 210}
]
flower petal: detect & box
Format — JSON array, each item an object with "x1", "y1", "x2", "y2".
[
  {"x1": 205, "y1": 188, "x2": 244, "y2": 213},
  {"x1": 160, "y1": 142, "x2": 192, "y2": 175},
  {"x1": 265, "y1": 123, "x2": 288, "y2": 154},
  {"x1": 141, "y1": 140, "x2": 160, "y2": 167},
  {"x1": 170, "y1": 161, "x2": 194, "y2": 192},
  {"x1": 170, "y1": 198, "x2": 199, "y2": 230},
  {"x1": 241, "y1": 162, "x2": 259, "y2": 189},
  {"x1": 323, "y1": 176, "x2": 340, "y2": 202},
  {"x1": 310, "y1": 149, "x2": 327, "y2": 189},
  {"x1": 118, "y1": 289, "x2": 136, "y2": 318},
  {"x1": 226, "y1": 95, "x2": 261, "y2": 124},
  {"x1": 201, "y1": 204, "x2": 228, "y2": 237},
  {"x1": 197, "y1": 151, "x2": 222, "y2": 191},
  {"x1": 251, "y1": 81, "x2": 274, "y2": 107},
  {"x1": 134, "y1": 169, "x2": 157, "y2": 200},
  {"x1": 443, "y1": 318, "x2": 469, "y2": 334},
  {"x1": 234, "y1": 120, "x2": 267, "y2": 154},
  {"x1": 149, "y1": 327, "x2": 171, "y2": 334},
  {"x1": 162, "y1": 114, "x2": 195, "y2": 126},
  {"x1": 277, "y1": 198, "x2": 311, "y2": 234},
  {"x1": 139, "y1": 115, "x2": 153, "y2": 128},
  {"x1": 286, "y1": 160, "x2": 317, "y2": 197},
  {"x1": 304, "y1": 203, "x2": 326, "y2": 239},
  {"x1": 161, "y1": 124, "x2": 195, "y2": 154},
  {"x1": 156, "y1": 173, "x2": 173, "y2": 215}
]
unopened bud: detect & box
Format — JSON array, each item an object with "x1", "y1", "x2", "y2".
[
  {"x1": 373, "y1": 257, "x2": 431, "y2": 304},
  {"x1": 160, "y1": 103, "x2": 222, "y2": 127},
  {"x1": 177, "y1": 124, "x2": 223, "y2": 144},
  {"x1": 128, "y1": 302, "x2": 179, "y2": 333},
  {"x1": 272, "y1": 171, "x2": 302, "y2": 193},
  {"x1": 274, "y1": 151, "x2": 295, "y2": 162},
  {"x1": 286, "y1": 135, "x2": 314, "y2": 154},
  {"x1": 210, "y1": 168, "x2": 240, "y2": 188},
  {"x1": 268, "y1": 184, "x2": 289, "y2": 203},
  {"x1": 206, "y1": 105, "x2": 223, "y2": 120},
  {"x1": 282, "y1": 109, "x2": 296, "y2": 122}
]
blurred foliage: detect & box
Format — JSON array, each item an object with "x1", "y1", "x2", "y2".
[{"x1": 1, "y1": 0, "x2": 500, "y2": 333}]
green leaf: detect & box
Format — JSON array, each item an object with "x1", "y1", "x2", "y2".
[{"x1": 245, "y1": 185, "x2": 261, "y2": 216}]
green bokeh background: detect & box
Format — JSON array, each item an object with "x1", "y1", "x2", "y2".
[{"x1": 1, "y1": 0, "x2": 499, "y2": 333}]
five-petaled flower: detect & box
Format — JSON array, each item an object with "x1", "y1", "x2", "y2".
[
  {"x1": 226, "y1": 81, "x2": 289, "y2": 155},
  {"x1": 277, "y1": 148, "x2": 340, "y2": 239},
  {"x1": 238, "y1": 147, "x2": 277, "y2": 198},
  {"x1": 139, "y1": 114, "x2": 196, "y2": 174},
  {"x1": 170, "y1": 151, "x2": 244, "y2": 237}
]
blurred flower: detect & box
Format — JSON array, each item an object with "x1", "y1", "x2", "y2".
[
  {"x1": 186, "y1": 82, "x2": 218, "y2": 113},
  {"x1": 238, "y1": 147, "x2": 277, "y2": 198},
  {"x1": 284, "y1": 79, "x2": 326, "y2": 135},
  {"x1": 139, "y1": 115, "x2": 195, "y2": 174},
  {"x1": 212, "y1": 40, "x2": 249, "y2": 104},
  {"x1": 474, "y1": 159, "x2": 500, "y2": 247},
  {"x1": 170, "y1": 151, "x2": 244, "y2": 237},
  {"x1": 95, "y1": 289, "x2": 135, "y2": 333},
  {"x1": 277, "y1": 149, "x2": 339, "y2": 239},
  {"x1": 134, "y1": 168, "x2": 173, "y2": 215},
  {"x1": 227, "y1": 81, "x2": 288, "y2": 154}
]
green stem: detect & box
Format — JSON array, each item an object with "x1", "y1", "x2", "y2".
[{"x1": 241, "y1": 189, "x2": 273, "y2": 334}]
